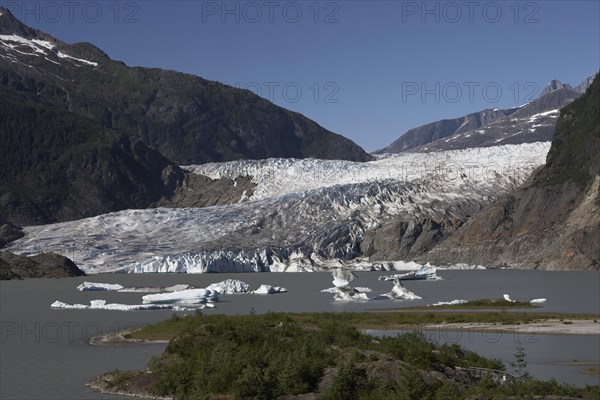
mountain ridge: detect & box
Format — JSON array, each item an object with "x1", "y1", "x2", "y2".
[
  {"x1": 377, "y1": 75, "x2": 595, "y2": 154},
  {"x1": 0, "y1": 7, "x2": 372, "y2": 164}
]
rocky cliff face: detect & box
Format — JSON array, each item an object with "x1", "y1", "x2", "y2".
[
  {"x1": 421, "y1": 75, "x2": 600, "y2": 270},
  {"x1": 0, "y1": 217, "x2": 23, "y2": 248},
  {"x1": 0, "y1": 251, "x2": 85, "y2": 279},
  {"x1": 359, "y1": 217, "x2": 468, "y2": 262},
  {"x1": 0, "y1": 89, "x2": 179, "y2": 225}
]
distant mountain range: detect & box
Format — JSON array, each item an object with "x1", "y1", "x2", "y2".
[
  {"x1": 376, "y1": 76, "x2": 594, "y2": 154},
  {"x1": 0, "y1": 7, "x2": 370, "y2": 226}
]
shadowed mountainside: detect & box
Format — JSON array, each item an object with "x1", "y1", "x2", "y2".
[{"x1": 0, "y1": 251, "x2": 85, "y2": 279}]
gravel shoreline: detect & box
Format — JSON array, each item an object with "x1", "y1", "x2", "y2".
[{"x1": 420, "y1": 319, "x2": 600, "y2": 336}]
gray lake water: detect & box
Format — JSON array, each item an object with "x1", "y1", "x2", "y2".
[{"x1": 1, "y1": 270, "x2": 599, "y2": 399}]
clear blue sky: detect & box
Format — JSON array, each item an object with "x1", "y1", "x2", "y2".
[{"x1": 5, "y1": 0, "x2": 599, "y2": 151}]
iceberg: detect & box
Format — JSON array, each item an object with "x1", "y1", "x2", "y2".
[
  {"x1": 51, "y1": 301, "x2": 88, "y2": 309},
  {"x1": 207, "y1": 279, "x2": 250, "y2": 294},
  {"x1": 379, "y1": 263, "x2": 438, "y2": 281},
  {"x1": 117, "y1": 284, "x2": 194, "y2": 293},
  {"x1": 328, "y1": 269, "x2": 371, "y2": 301},
  {"x1": 332, "y1": 269, "x2": 358, "y2": 288},
  {"x1": 380, "y1": 278, "x2": 422, "y2": 300},
  {"x1": 78, "y1": 282, "x2": 198, "y2": 293},
  {"x1": 321, "y1": 286, "x2": 372, "y2": 293},
  {"x1": 503, "y1": 294, "x2": 515, "y2": 302},
  {"x1": 438, "y1": 264, "x2": 486, "y2": 270},
  {"x1": 430, "y1": 299, "x2": 468, "y2": 306},
  {"x1": 333, "y1": 286, "x2": 370, "y2": 302},
  {"x1": 529, "y1": 298, "x2": 547, "y2": 304},
  {"x1": 51, "y1": 300, "x2": 186, "y2": 311},
  {"x1": 142, "y1": 288, "x2": 219, "y2": 305},
  {"x1": 251, "y1": 284, "x2": 288, "y2": 294},
  {"x1": 76, "y1": 282, "x2": 124, "y2": 291}
]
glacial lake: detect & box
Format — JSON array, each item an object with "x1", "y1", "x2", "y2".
[{"x1": 1, "y1": 270, "x2": 599, "y2": 399}]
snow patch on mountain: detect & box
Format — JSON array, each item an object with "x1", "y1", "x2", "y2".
[
  {"x1": 528, "y1": 109, "x2": 559, "y2": 122},
  {"x1": 0, "y1": 33, "x2": 97, "y2": 66}
]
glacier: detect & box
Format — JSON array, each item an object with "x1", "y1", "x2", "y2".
[{"x1": 7, "y1": 142, "x2": 551, "y2": 274}]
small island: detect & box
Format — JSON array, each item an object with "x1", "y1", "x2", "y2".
[{"x1": 88, "y1": 311, "x2": 600, "y2": 399}]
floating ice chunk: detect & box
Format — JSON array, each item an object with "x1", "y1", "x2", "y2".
[
  {"x1": 165, "y1": 284, "x2": 193, "y2": 292},
  {"x1": 332, "y1": 269, "x2": 357, "y2": 288},
  {"x1": 251, "y1": 284, "x2": 288, "y2": 294},
  {"x1": 503, "y1": 294, "x2": 515, "y2": 302},
  {"x1": 51, "y1": 300, "x2": 186, "y2": 311},
  {"x1": 430, "y1": 299, "x2": 468, "y2": 306},
  {"x1": 117, "y1": 287, "x2": 163, "y2": 293},
  {"x1": 207, "y1": 279, "x2": 250, "y2": 294},
  {"x1": 51, "y1": 301, "x2": 87, "y2": 309},
  {"x1": 328, "y1": 269, "x2": 372, "y2": 301},
  {"x1": 321, "y1": 286, "x2": 371, "y2": 293},
  {"x1": 79, "y1": 282, "x2": 197, "y2": 293},
  {"x1": 379, "y1": 264, "x2": 438, "y2": 281},
  {"x1": 380, "y1": 278, "x2": 422, "y2": 300},
  {"x1": 438, "y1": 264, "x2": 486, "y2": 270},
  {"x1": 116, "y1": 284, "x2": 195, "y2": 293},
  {"x1": 77, "y1": 282, "x2": 124, "y2": 291},
  {"x1": 529, "y1": 298, "x2": 547, "y2": 304},
  {"x1": 333, "y1": 286, "x2": 370, "y2": 302},
  {"x1": 142, "y1": 289, "x2": 219, "y2": 305}
]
